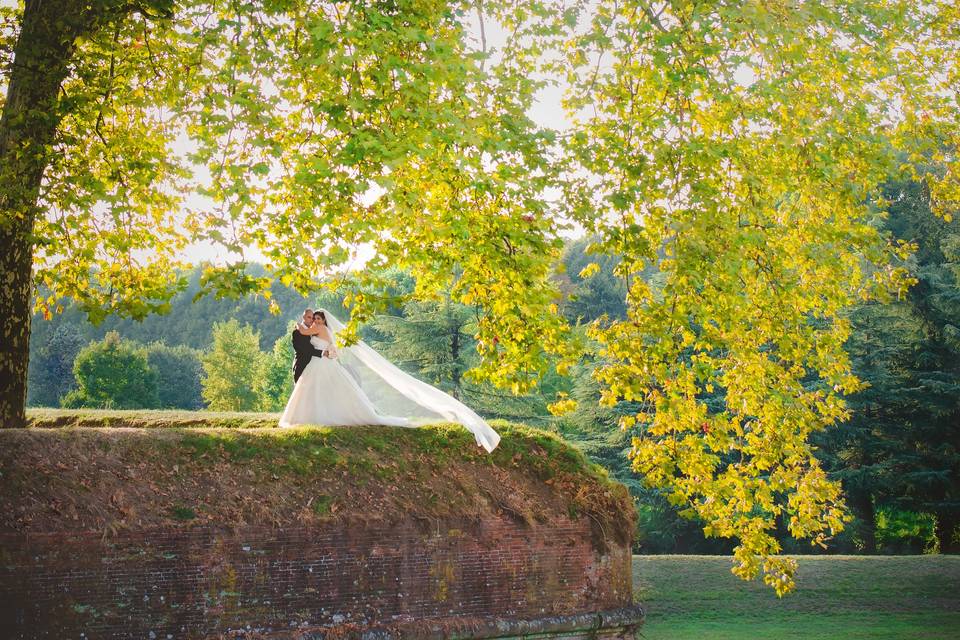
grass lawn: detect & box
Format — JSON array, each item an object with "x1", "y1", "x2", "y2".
[{"x1": 634, "y1": 555, "x2": 960, "y2": 639}]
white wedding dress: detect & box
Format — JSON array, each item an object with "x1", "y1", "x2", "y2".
[
  {"x1": 278, "y1": 336, "x2": 410, "y2": 428},
  {"x1": 277, "y1": 309, "x2": 501, "y2": 453}
]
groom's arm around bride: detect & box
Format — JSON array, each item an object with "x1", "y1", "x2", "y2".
[{"x1": 291, "y1": 308, "x2": 330, "y2": 383}]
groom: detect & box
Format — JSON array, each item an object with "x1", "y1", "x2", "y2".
[{"x1": 291, "y1": 308, "x2": 329, "y2": 383}]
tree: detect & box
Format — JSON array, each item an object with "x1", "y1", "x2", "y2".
[
  {"x1": 372, "y1": 299, "x2": 474, "y2": 398},
  {"x1": 27, "y1": 324, "x2": 85, "y2": 407},
  {"x1": 371, "y1": 297, "x2": 569, "y2": 424},
  {"x1": 63, "y1": 331, "x2": 158, "y2": 409},
  {"x1": 875, "y1": 176, "x2": 960, "y2": 553},
  {"x1": 145, "y1": 342, "x2": 204, "y2": 410},
  {"x1": 547, "y1": 1, "x2": 960, "y2": 592},
  {"x1": 261, "y1": 332, "x2": 295, "y2": 413},
  {"x1": 25, "y1": 265, "x2": 331, "y2": 354},
  {"x1": 815, "y1": 298, "x2": 922, "y2": 553},
  {"x1": 815, "y1": 173, "x2": 960, "y2": 555},
  {"x1": 557, "y1": 237, "x2": 628, "y2": 324},
  {"x1": 200, "y1": 320, "x2": 265, "y2": 412},
  {"x1": 559, "y1": 360, "x2": 730, "y2": 555},
  {"x1": 1, "y1": 0, "x2": 567, "y2": 428}
]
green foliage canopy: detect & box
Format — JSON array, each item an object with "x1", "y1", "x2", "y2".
[
  {"x1": 544, "y1": 0, "x2": 960, "y2": 592},
  {"x1": 146, "y1": 342, "x2": 205, "y2": 410},
  {"x1": 200, "y1": 319, "x2": 266, "y2": 412},
  {"x1": 27, "y1": 324, "x2": 85, "y2": 407},
  {"x1": 4, "y1": 0, "x2": 571, "y2": 382},
  {"x1": 64, "y1": 331, "x2": 159, "y2": 409},
  {"x1": 261, "y1": 332, "x2": 295, "y2": 413}
]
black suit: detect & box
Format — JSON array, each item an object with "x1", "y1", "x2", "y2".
[{"x1": 292, "y1": 328, "x2": 327, "y2": 383}]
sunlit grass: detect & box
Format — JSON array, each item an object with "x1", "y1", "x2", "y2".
[
  {"x1": 25, "y1": 409, "x2": 611, "y2": 482},
  {"x1": 635, "y1": 555, "x2": 960, "y2": 639},
  {"x1": 27, "y1": 407, "x2": 281, "y2": 428}
]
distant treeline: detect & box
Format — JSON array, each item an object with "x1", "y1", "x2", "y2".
[{"x1": 26, "y1": 176, "x2": 960, "y2": 555}]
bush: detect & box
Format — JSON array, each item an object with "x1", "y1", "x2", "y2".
[{"x1": 876, "y1": 508, "x2": 937, "y2": 554}]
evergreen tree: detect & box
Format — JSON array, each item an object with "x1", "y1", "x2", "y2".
[
  {"x1": 815, "y1": 301, "x2": 920, "y2": 553},
  {"x1": 370, "y1": 298, "x2": 567, "y2": 425},
  {"x1": 882, "y1": 178, "x2": 960, "y2": 553},
  {"x1": 817, "y1": 174, "x2": 960, "y2": 554},
  {"x1": 62, "y1": 332, "x2": 158, "y2": 409},
  {"x1": 200, "y1": 320, "x2": 266, "y2": 412},
  {"x1": 26, "y1": 324, "x2": 85, "y2": 407},
  {"x1": 371, "y1": 300, "x2": 473, "y2": 397},
  {"x1": 557, "y1": 237, "x2": 628, "y2": 324}
]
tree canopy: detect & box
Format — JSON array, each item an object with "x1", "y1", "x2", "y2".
[
  {"x1": 63, "y1": 331, "x2": 159, "y2": 409},
  {"x1": 547, "y1": 0, "x2": 960, "y2": 593},
  {"x1": 201, "y1": 319, "x2": 266, "y2": 411}
]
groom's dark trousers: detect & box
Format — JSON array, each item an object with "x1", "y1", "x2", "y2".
[{"x1": 291, "y1": 329, "x2": 328, "y2": 383}]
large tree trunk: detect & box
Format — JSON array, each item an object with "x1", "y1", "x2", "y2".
[
  {"x1": 846, "y1": 488, "x2": 877, "y2": 554},
  {"x1": 450, "y1": 317, "x2": 461, "y2": 399},
  {"x1": 0, "y1": 1, "x2": 108, "y2": 427},
  {"x1": 936, "y1": 511, "x2": 958, "y2": 554}
]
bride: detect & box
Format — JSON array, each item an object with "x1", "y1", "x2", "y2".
[{"x1": 278, "y1": 308, "x2": 501, "y2": 453}]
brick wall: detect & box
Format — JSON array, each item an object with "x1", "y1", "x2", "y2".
[{"x1": 0, "y1": 516, "x2": 634, "y2": 639}]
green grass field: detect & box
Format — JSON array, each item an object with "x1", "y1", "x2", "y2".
[{"x1": 633, "y1": 555, "x2": 960, "y2": 639}]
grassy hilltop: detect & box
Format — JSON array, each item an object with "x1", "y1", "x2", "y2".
[{"x1": 1, "y1": 410, "x2": 634, "y2": 549}]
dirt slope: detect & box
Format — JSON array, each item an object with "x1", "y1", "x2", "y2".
[{"x1": 1, "y1": 412, "x2": 635, "y2": 550}]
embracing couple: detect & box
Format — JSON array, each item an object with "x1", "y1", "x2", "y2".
[
  {"x1": 278, "y1": 307, "x2": 501, "y2": 453},
  {"x1": 291, "y1": 308, "x2": 337, "y2": 382},
  {"x1": 280, "y1": 308, "x2": 408, "y2": 429}
]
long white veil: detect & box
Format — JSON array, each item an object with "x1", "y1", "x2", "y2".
[{"x1": 319, "y1": 309, "x2": 501, "y2": 453}]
